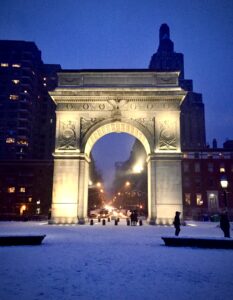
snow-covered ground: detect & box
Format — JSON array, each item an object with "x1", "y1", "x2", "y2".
[{"x1": 0, "y1": 220, "x2": 233, "y2": 300}]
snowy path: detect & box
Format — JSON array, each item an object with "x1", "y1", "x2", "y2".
[{"x1": 0, "y1": 221, "x2": 233, "y2": 300}]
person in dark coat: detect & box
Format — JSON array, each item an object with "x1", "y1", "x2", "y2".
[
  {"x1": 173, "y1": 211, "x2": 181, "y2": 236},
  {"x1": 220, "y1": 211, "x2": 230, "y2": 238}
]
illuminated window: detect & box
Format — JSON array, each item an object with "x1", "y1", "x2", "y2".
[
  {"x1": 6, "y1": 137, "x2": 15, "y2": 144},
  {"x1": 8, "y1": 187, "x2": 15, "y2": 193},
  {"x1": 20, "y1": 187, "x2": 26, "y2": 193},
  {"x1": 43, "y1": 83, "x2": 47, "y2": 86},
  {"x1": 207, "y1": 192, "x2": 218, "y2": 210},
  {"x1": 12, "y1": 79, "x2": 20, "y2": 84},
  {"x1": 196, "y1": 194, "x2": 203, "y2": 206},
  {"x1": 9, "y1": 94, "x2": 19, "y2": 100},
  {"x1": 17, "y1": 140, "x2": 28, "y2": 146},
  {"x1": 43, "y1": 77, "x2": 47, "y2": 81},
  {"x1": 1, "y1": 63, "x2": 8, "y2": 67},
  {"x1": 28, "y1": 197, "x2": 32, "y2": 202},
  {"x1": 219, "y1": 163, "x2": 225, "y2": 173},
  {"x1": 12, "y1": 64, "x2": 21, "y2": 68},
  {"x1": 184, "y1": 193, "x2": 191, "y2": 205}
]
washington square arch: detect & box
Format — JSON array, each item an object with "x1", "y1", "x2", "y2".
[{"x1": 49, "y1": 69, "x2": 187, "y2": 225}]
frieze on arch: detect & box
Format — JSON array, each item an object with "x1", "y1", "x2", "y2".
[{"x1": 56, "y1": 99, "x2": 181, "y2": 112}]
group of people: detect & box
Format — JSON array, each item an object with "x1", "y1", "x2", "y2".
[
  {"x1": 128, "y1": 210, "x2": 138, "y2": 226},
  {"x1": 173, "y1": 210, "x2": 231, "y2": 238}
]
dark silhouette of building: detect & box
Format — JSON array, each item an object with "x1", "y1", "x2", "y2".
[
  {"x1": 0, "y1": 40, "x2": 61, "y2": 219},
  {"x1": 0, "y1": 41, "x2": 61, "y2": 159},
  {"x1": 149, "y1": 24, "x2": 206, "y2": 150}
]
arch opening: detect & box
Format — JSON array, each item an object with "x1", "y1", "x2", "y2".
[
  {"x1": 88, "y1": 132, "x2": 148, "y2": 221},
  {"x1": 84, "y1": 121, "x2": 151, "y2": 158}
]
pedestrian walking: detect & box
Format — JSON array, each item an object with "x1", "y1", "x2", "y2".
[
  {"x1": 173, "y1": 211, "x2": 181, "y2": 236},
  {"x1": 220, "y1": 211, "x2": 230, "y2": 238}
]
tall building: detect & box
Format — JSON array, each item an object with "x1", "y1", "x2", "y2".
[
  {"x1": 0, "y1": 40, "x2": 61, "y2": 218},
  {"x1": 0, "y1": 41, "x2": 61, "y2": 159},
  {"x1": 149, "y1": 24, "x2": 206, "y2": 150}
]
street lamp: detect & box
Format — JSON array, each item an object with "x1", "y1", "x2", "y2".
[
  {"x1": 125, "y1": 181, "x2": 130, "y2": 187},
  {"x1": 220, "y1": 174, "x2": 228, "y2": 208}
]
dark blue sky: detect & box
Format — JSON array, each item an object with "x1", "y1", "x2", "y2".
[{"x1": 1, "y1": 0, "x2": 233, "y2": 191}]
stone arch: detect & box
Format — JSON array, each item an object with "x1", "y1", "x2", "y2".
[
  {"x1": 83, "y1": 119, "x2": 153, "y2": 157},
  {"x1": 49, "y1": 70, "x2": 186, "y2": 225}
]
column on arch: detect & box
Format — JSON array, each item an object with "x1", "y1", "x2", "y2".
[
  {"x1": 50, "y1": 156, "x2": 80, "y2": 224},
  {"x1": 76, "y1": 155, "x2": 89, "y2": 224},
  {"x1": 147, "y1": 154, "x2": 157, "y2": 224},
  {"x1": 153, "y1": 153, "x2": 183, "y2": 225}
]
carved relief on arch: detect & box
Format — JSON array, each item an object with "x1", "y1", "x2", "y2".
[
  {"x1": 58, "y1": 120, "x2": 78, "y2": 150},
  {"x1": 131, "y1": 117, "x2": 155, "y2": 136},
  {"x1": 80, "y1": 117, "x2": 105, "y2": 139},
  {"x1": 158, "y1": 120, "x2": 177, "y2": 150}
]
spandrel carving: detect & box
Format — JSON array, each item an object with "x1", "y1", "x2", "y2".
[
  {"x1": 158, "y1": 120, "x2": 177, "y2": 150},
  {"x1": 132, "y1": 118, "x2": 154, "y2": 135},
  {"x1": 80, "y1": 117, "x2": 104, "y2": 137},
  {"x1": 58, "y1": 120, "x2": 77, "y2": 150}
]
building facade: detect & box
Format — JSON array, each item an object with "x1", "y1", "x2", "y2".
[
  {"x1": 0, "y1": 40, "x2": 61, "y2": 219},
  {"x1": 182, "y1": 144, "x2": 233, "y2": 220}
]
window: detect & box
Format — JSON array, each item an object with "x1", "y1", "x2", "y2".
[
  {"x1": 20, "y1": 187, "x2": 26, "y2": 193},
  {"x1": 194, "y1": 152, "x2": 199, "y2": 159},
  {"x1": 183, "y1": 162, "x2": 189, "y2": 173},
  {"x1": 28, "y1": 197, "x2": 32, "y2": 202},
  {"x1": 184, "y1": 193, "x2": 191, "y2": 205},
  {"x1": 12, "y1": 79, "x2": 20, "y2": 84},
  {"x1": 208, "y1": 178, "x2": 214, "y2": 188},
  {"x1": 9, "y1": 94, "x2": 19, "y2": 100},
  {"x1": 183, "y1": 177, "x2": 190, "y2": 187},
  {"x1": 17, "y1": 140, "x2": 29, "y2": 146},
  {"x1": 194, "y1": 162, "x2": 200, "y2": 173},
  {"x1": 12, "y1": 64, "x2": 21, "y2": 68},
  {"x1": 1, "y1": 63, "x2": 8, "y2": 67},
  {"x1": 8, "y1": 187, "x2": 15, "y2": 193},
  {"x1": 219, "y1": 163, "x2": 225, "y2": 173},
  {"x1": 208, "y1": 163, "x2": 214, "y2": 172},
  {"x1": 6, "y1": 137, "x2": 15, "y2": 144},
  {"x1": 195, "y1": 178, "x2": 201, "y2": 188},
  {"x1": 196, "y1": 194, "x2": 203, "y2": 206}
]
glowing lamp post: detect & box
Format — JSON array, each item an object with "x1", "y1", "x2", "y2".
[
  {"x1": 125, "y1": 181, "x2": 131, "y2": 187},
  {"x1": 220, "y1": 175, "x2": 228, "y2": 208}
]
